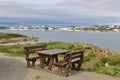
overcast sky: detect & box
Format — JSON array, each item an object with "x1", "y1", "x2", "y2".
[{"x1": 0, "y1": 0, "x2": 120, "y2": 26}]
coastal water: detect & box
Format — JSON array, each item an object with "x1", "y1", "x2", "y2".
[{"x1": 0, "y1": 30, "x2": 120, "y2": 51}]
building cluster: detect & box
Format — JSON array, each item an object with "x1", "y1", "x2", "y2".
[{"x1": 0, "y1": 24, "x2": 120, "y2": 32}]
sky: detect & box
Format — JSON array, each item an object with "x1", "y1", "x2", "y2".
[{"x1": 0, "y1": 0, "x2": 120, "y2": 26}]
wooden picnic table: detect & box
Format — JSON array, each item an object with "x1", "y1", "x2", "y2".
[{"x1": 36, "y1": 49, "x2": 70, "y2": 70}]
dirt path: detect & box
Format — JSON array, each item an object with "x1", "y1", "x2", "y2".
[{"x1": 0, "y1": 54, "x2": 120, "y2": 80}]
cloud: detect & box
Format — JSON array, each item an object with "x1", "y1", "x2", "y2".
[{"x1": 0, "y1": 0, "x2": 120, "y2": 25}]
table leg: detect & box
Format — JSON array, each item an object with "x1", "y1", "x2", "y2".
[
  {"x1": 55, "y1": 54, "x2": 58, "y2": 62},
  {"x1": 39, "y1": 55, "x2": 44, "y2": 69},
  {"x1": 48, "y1": 56, "x2": 54, "y2": 70}
]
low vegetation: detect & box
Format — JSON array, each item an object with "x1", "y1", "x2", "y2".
[
  {"x1": 0, "y1": 32, "x2": 38, "y2": 43},
  {"x1": 0, "y1": 41, "x2": 71, "y2": 56},
  {"x1": 0, "y1": 41, "x2": 120, "y2": 77},
  {"x1": 0, "y1": 32, "x2": 27, "y2": 39},
  {"x1": 92, "y1": 55, "x2": 120, "y2": 77}
]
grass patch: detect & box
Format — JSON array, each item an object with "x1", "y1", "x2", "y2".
[
  {"x1": 91, "y1": 54, "x2": 120, "y2": 77},
  {"x1": 99, "y1": 66, "x2": 120, "y2": 77},
  {"x1": 0, "y1": 44, "x2": 29, "y2": 56},
  {"x1": 0, "y1": 41, "x2": 72, "y2": 56},
  {"x1": 83, "y1": 56, "x2": 91, "y2": 63},
  {"x1": 47, "y1": 41, "x2": 72, "y2": 50},
  {"x1": 0, "y1": 32, "x2": 27, "y2": 39}
]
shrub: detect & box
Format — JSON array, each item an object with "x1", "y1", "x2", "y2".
[
  {"x1": 99, "y1": 66, "x2": 120, "y2": 77},
  {"x1": 107, "y1": 55, "x2": 120, "y2": 66},
  {"x1": 83, "y1": 56, "x2": 91, "y2": 63},
  {"x1": 91, "y1": 54, "x2": 120, "y2": 77}
]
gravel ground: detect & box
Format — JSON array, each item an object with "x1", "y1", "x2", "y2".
[
  {"x1": 0, "y1": 55, "x2": 28, "y2": 80},
  {"x1": 0, "y1": 54, "x2": 120, "y2": 80}
]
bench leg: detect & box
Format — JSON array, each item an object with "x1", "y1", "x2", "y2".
[
  {"x1": 64, "y1": 64, "x2": 70, "y2": 77},
  {"x1": 77, "y1": 63, "x2": 80, "y2": 71},
  {"x1": 77, "y1": 61, "x2": 82, "y2": 71},
  {"x1": 26, "y1": 59, "x2": 31, "y2": 68},
  {"x1": 57, "y1": 66, "x2": 63, "y2": 73},
  {"x1": 77, "y1": 54, "x2": 83, "y2": 71},
  {"x1": 31, "y1": 59, "x2": 37, "y2": 68},
  {"x1": 31, "y1": 61, "x2": 35, "y2": 67},
  {"x1": 71, "y1": 63, "x2": 75, "y2": 70}
]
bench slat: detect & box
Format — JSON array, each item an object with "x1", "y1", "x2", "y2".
[
  {"x1": 54, "y1": 61, "x2": 67, "y2": 67},
  {"x1": 54, "y1": 50, "x2": 84, "y2": 76},
  {"x1": 28, "y1": 56, "x2": 39, "y2": 60},
  {"x1": 71, "y1": 58, "x2": 80, "y2": 63}
]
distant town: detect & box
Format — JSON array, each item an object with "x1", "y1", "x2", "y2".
[{"x1": 0, "y1": 24, "x2": 120, "y2": 32}]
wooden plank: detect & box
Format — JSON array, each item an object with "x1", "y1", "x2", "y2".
[{"x1": 36, "y1": 49, "x2": 70, "y2": 55}]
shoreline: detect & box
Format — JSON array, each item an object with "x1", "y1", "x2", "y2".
[
  {"x1": 0, "y1": 41, "x2": 37, "y2": 46},
  {"x1": 0, "y1": 36, "x2": 38, "y2": 44},
  {"x1": 0, "y1": 40, "x2": 120, "y2": 52}
]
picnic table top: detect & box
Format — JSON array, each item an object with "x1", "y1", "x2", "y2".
[{"x1": 36, "y1": 49, "x2": 70, "y2": 56}]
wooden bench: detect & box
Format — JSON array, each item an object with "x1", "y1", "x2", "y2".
[
  {"x1": 24, "y1": 45, "x2": 47, "y2": 68},
  {"x1": 54, "y1": 50, "x2": 84, "y2": 76}
]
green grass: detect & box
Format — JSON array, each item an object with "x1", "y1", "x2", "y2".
[
  {"x1": 107, "y1": 55, "x2": 120, "y2": 66},
  {"x1": 0, "y1": 44, "x2": 29, "y2": 56},
  {"x1": 83, "y1": 56, "x2": 91, "y2": 63},
  {"x1": 0, "y1": 41, "x2": 72, "y2": 56},
  {"x1": 0, "y1": 32, "x2": 27, "y2": 39},
  {"x1": 47, "y1": 41, "x2": 72, "y2": 50},
  {"x1": 94, "y1": 55, "x2": 120, "y2": 67},
  {"x1": 91, "y1": 54, "x2": 120, "y2": 77},
  {"x1": 99, "y1": 66, "x2": 120, "y2": 77}
]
